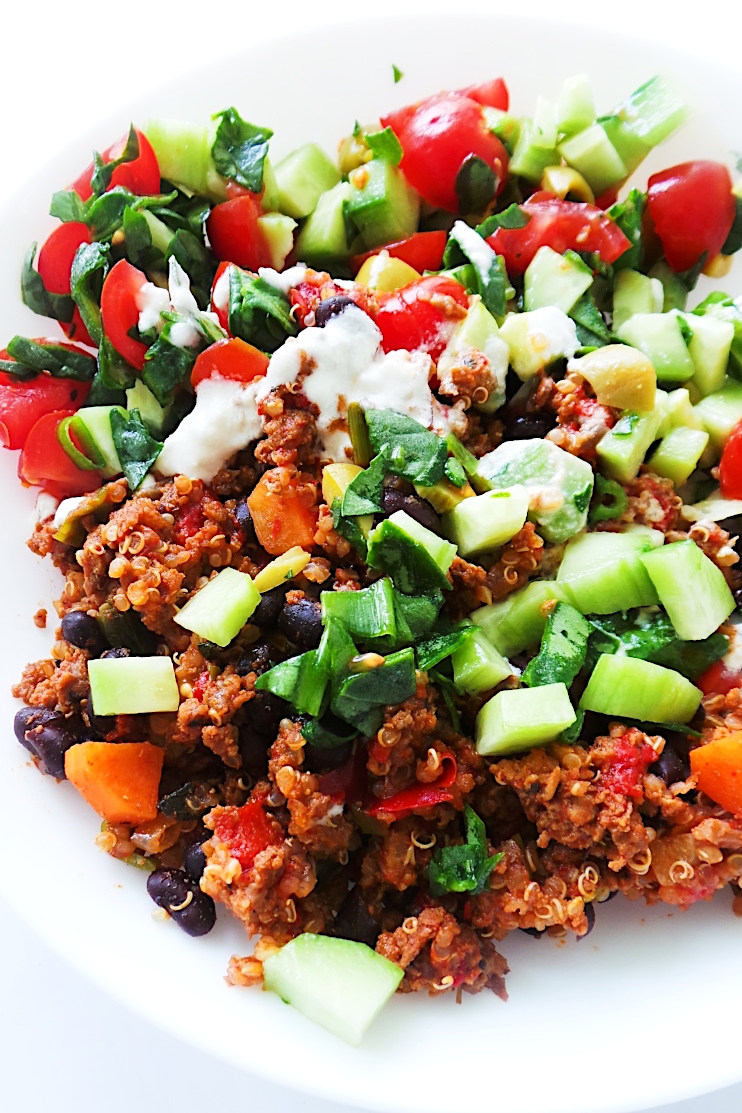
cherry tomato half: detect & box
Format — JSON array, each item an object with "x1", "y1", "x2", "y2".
[
  {"x1": 19, "y1": 409, "x2": 101, "y2": 499},
  {"x1": 647, "y1": 161, "x2": 736, "y2": 273},
  {"x1": 100, "y1": 259, "x2": 150, "y2": 370},
  {"x1": 456, "y1": 77, "x2": 509, "y2": 111},
  {"x1": 697, "y1": 659, "x2": 742, "y2": 696},
  {"x1": 350, "y1": 230, "x2": 448, "y2": 276},
  {"x1": 485, "y1": 195, "x2": 631, "y2": 275},
  {"x1": 719, "y1": 418, "x2": 742, "y2": 499},
  {"x1": 381, "y1": 93, "x2": 509, "y2": 213},
  {"x1": 191, "y1": 338, "x2": 269, "y2": 387},
  {"x1": 0, "y1": 346, "x2": 91, "y2": 450},
  {"x1": 36, "y1": 222, "x2": 96, "y2": 347},
  {"x1": 70, "y1": 128, "x2": 161, "y2": 202},
  {"x1": 207, "y1": 194, "x2": 272, "y2": 271},
  {"x1": 210, "y1": 261, "x2": 232, "y2": 333},
  {"x1": 373, "y1": 275, "x2": 469, "y2": 360}
]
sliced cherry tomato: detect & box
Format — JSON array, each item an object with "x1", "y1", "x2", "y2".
[
  {"x1": 647, "y1": 161, "x2": 736, "y2": 273},
  {"x1": 37, "y1": 223, "x2": 91, "y2": 294},
  {"x1": 373, "y1": 275, "x2": 469, "y2": 360},
  {"x1": 207, "y1": 194, "x2": 272, "y2": 271},
  {"x1": 456, "y1": 77, "x2": 509, "y2": 111},
  {"x1": 100, "y1": 259, "x2": 150, "y2": 370},
  {"x1": 719, "y1": 418, "x2": 742, "y2": 498},
  {"x1": 485, "y1": 195, "x2": 632, "y2": 275},
  {"x1": 210, "y1": 261, "x2": 232, "y2": 333},
  {"x1": 19, "y1": 409, "x2": 101, "y2": 499},
  {"x1": 697, "y1": 660, "x2": 742, "y2": 696},
  {"x1": 191, "y1": 338, "x2": 269, "y2": 387},
  {"x1": 350, "y1": 230, "x2": 448, "y2": 276},
  {"x1": 70, "y1": 128, "x2": 161, "y2": 202},
  {"x1": 381, "y1": 93, "x2": 509, "y2": 213},
  {"x1": 0, "y1": 345, "x2": 91, "y2": 450}
]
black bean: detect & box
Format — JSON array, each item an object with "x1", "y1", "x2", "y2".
[
  {"x1": 278, "y1": 597, "x2": 323, "y2": 650},
  {"x1": 734, "y1": 586, "x2": 742, "y2": 611},
  {"x1": 519, "y1": 926, "x2": 545, "y2": 939},
  {"x1": 651, "y1": 745, "x2": 690, "y2": 786},
  {"x1": 251, "y1": 585, "x2": 289, "y2": 631},
  {"x1": 14, "y1": 706, "x2": 58, "y2": 752},
  {"x1": 61, "y1": 611, "x2": 108, "y2": 655},
  {"x1": 146, "y1": 869, "x2": 216, "y2": 936},
  {"x1": 303, "y1": 740, "x2": 354, "y2": 773},
  {"x1": 235, "y1": 640, "x2": 275, "y2": 677},
  {"x1": 577, "y1": 900, "x2": 596, "y2": 941},
  {"x1": 234, "y1": 497, "x2": 256, "y2": 543},
  {"x1": 14, "y1": 708, "x2": 78, "y2": 779},
  {"x1": 183, "y1": 843, "x2": 207, "y2": 882},
  {"x1": 380, "y1": 488, "x2": 441, "y2": 533},
  {"x1": 86, "y1": 708, "x2": 116, "y2": 738},
  {"x1": 251, "y1": 690, "x2": 288, "y2": 739},
  {"x1": 100, "y1": 647, "x2": 130, "y2": 659},
  {"x1": 502, "y1": 413, "x2": 556, "y2": 441},
  {"x1": 314, "y1": 296, "x2": 355, "y2": 327},
  {"x1": 333, "y1": 888, "x2": 380, "y2": 948}
]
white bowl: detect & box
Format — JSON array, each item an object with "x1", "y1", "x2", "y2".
[{"x1": 1, "y1": 14, "x2": 741, "y2": 1113}]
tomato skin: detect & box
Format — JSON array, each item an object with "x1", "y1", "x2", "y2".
[
  {"x1": 100, "y1": 259, "x2": 150, "y2": 370},
  {"x1": 456, "y1": 77, "x2": 509, "y2": 111},
  {"x1": 350, "y1": 230, "x2": 447, "y2": 275},
  {"x1": 19, "y1": 409, "x2": 101, "y2": 499},
  {"x1": 697, "y1": 660, "x2": 742, "y2": 696},
  {"x1": 191, "y1": 338, "x2": 269, "y2": 387},
  {"x1": 0, "y1": 346, "x2": 91, "y2": 450},
  {"x1": 207, "y1": 195, "x2": 272, "y2": 271},
  {"x1": 210, "y1": 261, "x2": 232, "y2": 332},
  {"x1": 373, "y1": 275, "x2": 469, "y2": 360},
  {"x1": 61, "y1": 308, "x2": 95, "y2": 348},
  {"x1": 70, "y1": 129, "x2": 160, "y2": 202},
  {"x1": 486, "y1": 196, "x2": 631, "y2": 274},
  {"x1": 647, "y1": 161, "x2": 736, "y2": 273},
  {"x1": 381, "y1": 93, "x2": 509, "y2": 213},
  {"x1": 37, "y1": 223, "x2": 91, "y2": 294},
  {"x1": 719, "y1": 419, "x2": 742, "y2": 499}
]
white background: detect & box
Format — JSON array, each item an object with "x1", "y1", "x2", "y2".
[{"x1": 1, "y1": 1, "x2": 741, "y2": 1110}]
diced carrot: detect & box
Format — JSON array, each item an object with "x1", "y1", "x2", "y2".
[
  {"x1": 64, "y1": 741, "x2": 164, "y2": 825},
  {"x1": 689, "y1": 732, "x2": 742, "y2": 816},
  {"x1": 247, "y1": 471, "x2": 318, "y2": 556}
]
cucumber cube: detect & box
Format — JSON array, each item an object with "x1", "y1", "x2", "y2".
[
  {"x1": 346, "y1": 160, "x2": 420, "y2": 249},
  {"x1": 476, "y1": 683, "x2": 576, "y2": 756},
  {"x1": 658, "y1": 387, "x2": 704, "y2": 437},
  {"x1": 640, "y1": 539, "x2": 735, "y2": 641},
  {"x1": 683, "y1": 313, "x2": 735, "y2": 397},
  {"x1": 558, "y1": 124, "x2": 627, "y2": 196},
  {"x1": 471, "y1": 580, "x2": 566, "y2": 657},
  {"x1": 596, "y1": 400, "x2": 665, "y2": 482},
  {"x1": 174, "y1": 567, "x2": 260, "y2": 646},
  {"x1": 499, "y1": 307, "x2": 579, "y2": 381},
  {"x1": 263, "y1": 934, "x2": 403, "y2": 1046},
  {"x1": 579, "y1": 654, "x2": 701, "y2": 724},
  {"x1": 366, "y1": 510, "x2": 456, "y2": 594},
  {"x1": 617, "y1": 313, "x2": 695, "y2": 383},
  {"x1": 533, "y1": 97, "x2": 558, "y2": 149},
  {"x1": 596, "y1": 115, "x2": 650, "y2": 178},
  {"x1": 88, "y1": 656, "x2": 180, "y2": 716},
  {"x1": 257, "y1": 213, "x2": 297, "y2": 271},
  {"x1": 274, "y1": 143, "x2": 341, "y2": 219},
  {"x1": 557, "y1": 530, "x2": 660, "y2": 614},
  {"x1": 451, "y1": 628, "x2": 512, "y2": 693},
  {"x1": 524, "y1": 246, "x2": 593, "y2": 315},
  {"x1": 475, "y1": 439, "x2": 594, "y2": 544},
  {"x1": 613, "y1": 75, "x2": 688, "y2": 147},
  {"x1": 295, "y1": 181, "x2": 352, "y2": 269},
  {"x1": 144, "y1": 118, "x2": 225, "y2": 201},
  {"x1": 509, "y1": 119, "x2": 559, "y2": 182},
  {"x1": 76, "y1": 406, "x2": 125, "y2": 478},
  {"x1": 126, "y1": 381, "x2": 167, "y2": 437},
  {"x1": 647, "y1": 427, "x2": 709, "y2": 487},
  {"x1": 695, "y1": 376, "x2": 742, "y2": 457},
  {"x1": 557, "y1": 74, "x2": 596, "y2": 136},
  {"x1": 442, "y1": 485, "x2": 529, "y2": 559},
  {"x1": 612, "y1": 269, "x2": 663, "y2": 334}
]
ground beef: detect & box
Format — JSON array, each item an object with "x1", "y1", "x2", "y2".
[
  {"x1": 255, "y1": 387, "x2": 319, "y2": 468},
  {"x1": 546, "y1": 377, "x2": 618, "y2": 460},
  {"x1": 610, "y1": 471, "x2": 683, "y2": 533},
  {"x1": 486, "y1": 523, "x2": 544, "y2": 602}
]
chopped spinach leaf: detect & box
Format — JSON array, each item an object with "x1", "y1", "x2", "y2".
[
  {"x1": 587, "y1": 612, "x2": 728, "y2": 681},
  {"x1": 365, "y1": 409, "x2": 448, "y2": 487},
  {"x1": 21, "y1": 243, "x2": 74, "y2": 323},
  {"x1": 90, "y1": 126, "x2": 140, "y2": 197},
  {"x1": 331, "y1": 497, "x2": 369, "y2": 558},
  {"x1": 445, "y1": 432, "x2": 479, "y2": 479},
  {"x1": 342, "y1": 451, "x2": 387, "y2": 516},
  {"x1": 428, "y1": 806, "x2": 502, "y2": 895},
  {"x1": 228, "y1": 267, "x2": 298, "y2": 352},
  {"x1": 560, "y1": 709, "x2": 585, "y2": 744},
  {"x1": 607, "y1": 188, "x2": 645, "y2": 272},
  {"x1": 365, "y1": 126, "x2": 403, "y2": 165},
  {"x1": 430, "y1": 667, "x2": 461, "y2": 731},
  {"x1": 49, "y1": 190, "x2": 88, "y2": 223},
  {"x1": 676, "y1": 252, "x2": 708, "y2": 293},
  {"x1": 123, "y1": 205, "x2": 163, "y2": 271},
  {"x1": 455, "y1": 155, "x2": 497, "y2": 215},
  {"x1": 96, "y1": 336, "x2": 138, "y2": 394},
  {"x1": 394, "y1": 590, "x2": 443, "y2": 641},
  {"x1": 444, "y1": 457, "x2": 467, "y2": 487},
  {"x1": 612, "y1": 412, "x2": 640, "y2": 436},
  {"x1": 301, "y1": 714, "x2": 358, "y2": 749},
  {"x1": 153, "y1": 185, "x2": 212, "y2": 235},
  {"x1": 141, "y1": 316, "x2": 197, "y2": 406},
  {"x1": 392, "y1": 64, "x2": 403, "y2": 84},
  {"x1": 109, "y1": 408, "x2": 163, "y2": 490},
  {"x1": 158, "y1": 782, "x2": 216, "y2": 820},
  {"x1": 4, "y1": 336, "x2": 96, "y2": 381},
  {"x1": 417, "y1": 624, "x2": 474, "y2": 671},
  {"x1": 331, "y1": 647, "x2": 417, "y2": 734},
  {"x1": 70, "y1": 240, "x2": 111, "y2": 345},
  {"x1": 255, "y1": 649, "x2": 328, "y2": 718},
  {"x1": 443, "y1": 220, "x2": 508, "y2": 320},
  {"x1": 167, "y1": 228, "x2": 215, "y2": 309},
  {"x1": 570, "y1": 292, "x2": 613, "y2": 348},
  {"x1": 211, "y1": 107, "x2": 273, "y2": 192},
  {"x1": 522, "y1": 602, "x2": 592, "y2": 688},
  {"x1": 476, "y1": 204, "x2": 530, "y2": 237}
]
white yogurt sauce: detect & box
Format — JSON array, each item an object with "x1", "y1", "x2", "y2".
[
  {"x1": 257, "y1": 264, "x2": 307, "y2": 295},
  {"x1": 53, "y1": 496, "x2": 86, "y2": 531},
  {"x1": 137, "y1": 259, "x2": 223, "y2": 350}
]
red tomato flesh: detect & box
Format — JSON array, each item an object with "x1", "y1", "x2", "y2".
[
  {"x1": 100, "y1": 259, "x2": 150, "y2": 370},
  {"x1": 486, "y1": 195, "x2": 631, "y2": 275},
  {"x1": 19, "y1": 409, "x2": 101, "y2": 498},
  {"x1": 207, "y1": 194, "x2": 272, "y2": 271},
  {"x1": 190, "y1": 338, "x2": 269, "y2": 387},
  {"x1": 373, "y1": 275, "x2": 469, "y2": 360},
  {"x1": 456, "y1": 77, "x2": 509, "y2": 111},
  {"x1": 381, "y1": 93, "x2": 509, "y2": 213},
  {"x1": 719, "y1": 418, "x2": 742, "y2": 499},
  {"x1": 697, "y1": 660, "x2": 742, "y2": 696},
  {"x1": 210, "y1": 261, "x2": 232, "y2": 333},
  {"x1": 37, "y1": 223, "x2": 91, "y2": 295},
  {"x1": 213, "y1": 801, "x2": 280, "y2": 871},
  {"x1": 647, "y1": 161, "x2": 736, "y2": 273},
  {"x1": 70, "y1": 128, "x2": 160, "y2": 202},
  {"x1": 0, "y1": 346, "x2": 90, "y2": 450},
  {"x1": 350, "y1": 230, "x2": 448, "y2": 275}
]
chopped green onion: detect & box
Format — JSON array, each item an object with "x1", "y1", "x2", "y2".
[
  {"x1": 57, "y1": 414, "x2": 106, "y2": 471},
  {"x1": 348, "y1": 402, "x2": 372, "y2": 468}
]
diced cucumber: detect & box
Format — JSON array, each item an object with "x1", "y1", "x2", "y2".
[
  {"x1": 126, "y1": 380, "x2": 167, "y2": 436},
  {"x1": 174, "y1": 567, "x2": 260, "y2": 646},
  {"x1": 141, "y1": 210, "x2": 175, "y2": 257},
  {"x1": 612, "y1": 75, "x2": 688, "y2": 147},
  {"x1": 509, "y1": 119, "x2": 559, "y2": 182},
  {"x1": 366, "y1": 510, "x2": 456, "y2": 594},
  {"x1": 475, "y1": 682, "x2": 576, "y2": 756},
  {"x1": 556, "y1": 530, "x2": 660, "y2": 614},
  {"x1": 641, "y1": 539, "x2": 735, "y2": 640},
  {"x1": 257, "y1": 213, "x2": 297, "y2": 271},
  {"x1": 346, "y1": 160, "x2": 420, "y2": 249},
  {"x1": 533, "y1": 96, "x2": 558, "y2": 150},
  {"x1": 88, "y1": 656, "x2": 180, "y2": 716},
  {"x1": 76, "y1": 406, "x2": 125, "y2": 478},
  {"x1": 579, "y1": 654, "x2": 701, "y2": 724},
  {"x1": 596, "y1": 115, "x2": 650, "y2": 178},
  {"x1": 261, "y1": 160, "x2": 281, "y2": 214},
  {"x1": 596, "y1": 399, "x2": 665, "y2": 482},
  {"x1": 144, "y1": 118, "x2": 225, "y2": 200},
  {"x1": 557, "y1": 74, "x2": 596, "y2": 136},
  {"x1": 451, "y1": 628, "x2": 512, "y2": 693},
  {"x1": 483, "y1": 108, "x2": 521, "y2": 153},
  {"x1": 683, "y1": 312, "x2": 734, "y2": 397},
  {"x1": 321, "y1": 578, "x2": 397, "y2": 641},
  {"x1": 570, "y1": 345, "x2": 656, "y2": 412},
  {"x1": 694, "y1": 376, "x2": 742, "y2": 456},
  {"x1": 471, "y1": 580, "x2": 567, "y2": 657},
  {"x1": 617, "y1": 312, "x2": 695, "y2": 383},
  {"x1": 648, "y1": 260, "x2": 688, "y2": 312},
  {"x1": 658, "y1": 387, "x2": 704, "y2": 436},
  {"x1": 295, "y1": 181, "x2": 352, "y2": 269},
  {"x1": 442, "y1": 485, "x2": 529, "y2": 559},
  {"x1": 647, "y1": 427, "x2": 709, "y2": 487},
  {"x1": 476, "y1": 439, "x2": 594, "y2": 543},
  {"x1": 273, "y1": 143, "x2": 341, "y2": 219},
  {"x1": 499, "y1": 307, "x2": 579, "y2": 381},
  {"x1": 523, "y1": 247, "x2": 593, "y2": 315},
  {"x1": 611, "y1": 269, "x2": 663, "y2": 334},
  {"x1": 438, "y1": 298, "x2": 509, "y2": 412},
  {"x1": 262, "y1": 934, "x2": 402, "y2": 1046},
  {"x1": 557, "y1": 124, "x2": 626, "y2": 196}
]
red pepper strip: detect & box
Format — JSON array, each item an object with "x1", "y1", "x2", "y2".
[
  {"x1": 366, "y1": 754, "x2": 457, "y2": 817},
  {"x1": 318, "y1": 744, "x2": 369, "y2": 804}
]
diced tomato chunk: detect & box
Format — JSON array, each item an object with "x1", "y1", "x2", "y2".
[
  {"x1": 600, "y1": 732, "x2": 656, "y2": 800},
  {"x1": 456, "y1": 77, "x2": 509, "y2": 111},
  {"x1": 697, "y1": 660, "x2": 742, "y2": 696},
  {"x1": 70, "y1": 128, "x2": 160, "y2": 201},
  {"x1": 191, "y1": 338, "x2": 269, "y2": 387},
  {"x1": 100, "y1": 259, "x2": 150, "y2": 370},
  {"x1": 373, "y1": 274, "x2": 469, "y2": 360},
  {"x1": 719, "y1": 418, "x2": 742, "y2": 499},
  {"x1": 207, "y1": 194, "x2": 272, "y2": 271},
  {"x1": 0, "y1": 349, "x2": 90, "y2": 450},
  {"x1": 350, "y1": 230, "x2": 447, "y2": 276},
  {"x1": 647, "y1": 161, "x2": 736, "y2": 273},
  {"x1": 213, "y1": 801, "x2": 281, "y2": 870}
]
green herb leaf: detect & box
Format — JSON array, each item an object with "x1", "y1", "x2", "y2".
[
  {"x1": 560, "y1": 709, "x2": 585, "y2": 743},
  {"x1": 428, "y1": 806, "x2": 502, "y2": 895},
  {"x1": 301, "y1": 714, "x2": 358, "y2": 749},
  {"x1": 445, "y1": 432, "x2": 479, "y2": 479},
  {"x1": 365, "y1": 408, "x2": 448, "y2": 486},
  {"x1": 444, "y1": 457, "x2": 467, "y2": 487},
  {"x1": 392, "y1": 64, "x2": 403, "y2": 84},
  {"x1": 167, "y1": 228, "x2": 215, "y2": 310},
  {"x1": 91, "y1": 126, "x2": 140, "y2": 197},
  {"x1": 589, "y1": 474, "x2": 628, "y2": 523},
  {"x1": 722, "y1": 197, "x2": 742, "y2": 256},
  {"x1": 677, "y1": 251, "x2": 708, "y2": 293},
  {"x1": 475, "y1": 204, "x2": 530, "y2": 237},
  {"x1": 50, "y1": 190, "x2": 88, "y2": 223},
  {"x1": 110, "y1": 408, "x2": 163, "y2": 491},
  {"x1": 570, "y1": 292, "x2": 613, "y2": 349},
  {"x1": 228, "y1": 267, "x2": 298, "y2": 352},
  {"x1": 417, "y1": 624, "x2": 474, "y2": 671},
  {"x1": 394, "y1": 590, "x2": 443, "y2": 641},
  {"x1": 455, "y1": 154, "x2": 497, "y2": 215},
  {"x1": 444, "y1": 220, "x2": 508, "y2": 320},
  {"x1": 430, "y1": 667, "x2": 461, "y2": 730},
  {"x1": 342, "y1": 451, "x2": 387, "y2": 516},
  {"x1": 331, "y1": 497, "x2": 369, "y2": 559},
  {"x1": 95, "y1": 337, "x2": 138, "y2": 396},
  {"x1": 522, "y1": 602, "x2": 592, "y2": 688},
  {"x1": 331, "y1": 647, "x2": 417, "y2": 733},
  {"x1": 20, "y1": 243, "x2": 74, "y2": 323},
  {"x1": 70, "y1": 240, "x2": 111, "y2": 345},
  {"x1": 365, "y1": 126, "x2": 403, "y2": 165},
  {"x1": 607, "y1": 188, "x2": 645, "y2": 272},
  {"x1": 211, "y1": 107, "x2": 273, "y2": 192},
  {"x1": 123, "y1": 206, "x2": 160, "y2": 271},
  {"x1": 612, "y1": 412, "x2": 640, "y2": 436},
  {"x1": 4, "y1": 336, "x2": 96, "y2": 381},
  {"x1": 141, "y1": 317, "x2": 198, "y2": 406}
]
